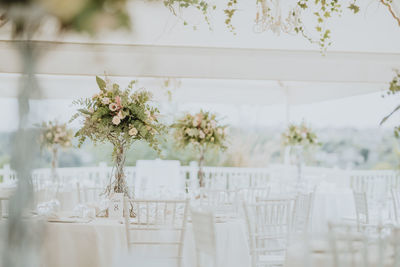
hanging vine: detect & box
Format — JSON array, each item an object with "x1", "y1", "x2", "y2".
[
  {"x1": 380, "y1": 0, "x2": 400, "y2": 26},
  {"x1": 224, "y1": 0, "x2": 238, "y2": 33},
  {"x1": 163, "y1": 0, "x2": 216, "y2": 29}
]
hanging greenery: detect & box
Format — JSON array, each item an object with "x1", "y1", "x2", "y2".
[
  {"x1": 381, "y1": 70, "x2": 400, "y2": 137},
  {"x1": 162, "y1": 0, "x2": 216, "y2": 30}
]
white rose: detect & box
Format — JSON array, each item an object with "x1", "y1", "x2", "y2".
[
  {"x1": 112, "y1": 116, "x2": 121, "y2": 125},
  {"x1": 129, "y1": 127, "x2": 138, "y2": 136},
  {"x1": 102, "y1": 97, "x2": 110, "y2": 105},
  {"x1": 199, "y1": 130, "x2": 205, "y2": 139}
]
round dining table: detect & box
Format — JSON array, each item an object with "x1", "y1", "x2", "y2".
[{"x1": 40, "y1": 217, "x2": 251, "y2": 267}]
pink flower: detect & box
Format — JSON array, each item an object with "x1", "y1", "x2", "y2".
[
  {"x1": 109, "y1": 103, "x2": 118, "y2": 112},
  {"x1": 112, "y1": 116, "x2": 121, "y2": 125},
  {"x1": 115, "y1": 96, "x2": 122, "y2": 109}
]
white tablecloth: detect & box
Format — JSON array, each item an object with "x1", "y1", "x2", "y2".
[
  {"x1": 41, "y1": 218, "x2": 250, "y2": 267},
  {"x1": 312, "y1": 185, "x2": 356, "y2": 233}
]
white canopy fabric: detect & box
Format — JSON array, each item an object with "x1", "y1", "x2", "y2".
[{"x1": 0, "y1": 0, "x2": 399, "y2": 104}]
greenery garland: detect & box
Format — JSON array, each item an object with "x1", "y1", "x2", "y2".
[{"x1": 381, "y1": 70, "x2": 400, "y2": 137}]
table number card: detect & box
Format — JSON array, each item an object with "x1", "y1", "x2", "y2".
[{"x1": 108, "y1": 193, "x2": 124, "y2": 219}]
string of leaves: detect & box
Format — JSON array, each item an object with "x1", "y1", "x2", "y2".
[{"x1": 381, "y1": 70, "x2": 400, "y2": 137}]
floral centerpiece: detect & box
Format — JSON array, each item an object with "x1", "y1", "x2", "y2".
[
  {"x1": 281, "y1": 122, "x2": 319, "y2": 147},
  {"x1": 172, "y1": 110, "x2": 228, "y2": 187},
  {"x1": 281, "y1": 122, "x2": 319, "y2": 184},
  {"x1": 38, "y1": 121, "x2": 73, "y2": 179},
  {"x1": 71, "y1": 76, "x2": 164, "y2": 197}
]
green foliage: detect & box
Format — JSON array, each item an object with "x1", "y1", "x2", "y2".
[
  {"x1": 71, "y1": 76, "x2": 166, "y2": 159},
  {"x1": 282, "y1": 122, "x2": 320, "y2": 147},
  {"x1": 294, "y1": 0, "x2": 359, "y2": 53},
  {"x1": 171, "y1": 110, "x2": 228, "y2": 154},
  {"x1": 381, "y1": 70, "x2": 400, "y2": 137},
  {"x1": 163, "y1": 0, "x2": 216, "y2": 29},
  {"x1": 224, "y1": 0, "x2": 238, "y2": 33}
]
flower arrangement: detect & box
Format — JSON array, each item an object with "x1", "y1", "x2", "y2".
[
  {"x1": 38, "y1": 121, "x2": 73, "y2": 177},
  {"x1": 172, "y1": 110, "x2": 228, "y2": 187},
  {"x1": 281, "y1": 122, "x2": 319, "y2": 147},
  {"x1": 71, "y1": 76, "x2": 165, "y2": 196}
]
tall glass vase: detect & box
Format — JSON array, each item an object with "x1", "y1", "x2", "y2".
[
  {"x1": 198, "y1": 151, "x2": 205, "y2": 188},
  {"x1": 111, "y1": 144, "x2": 129, "y2": 195},
  {"x1": 292, "y1": 145, "x2": 305, "y2": 191}
]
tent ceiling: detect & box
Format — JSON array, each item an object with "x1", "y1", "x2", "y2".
[{"x1": 0, "y1": 40, "x2": 399, "y2": 84}]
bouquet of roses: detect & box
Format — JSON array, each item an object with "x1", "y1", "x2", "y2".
[{"x1": 71, "y1": 76, "x2": 165, "y2": 195}]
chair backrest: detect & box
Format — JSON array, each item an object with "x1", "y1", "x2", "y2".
[
  {"x1": 190, "y1": 208, "x2": 217, "y2": 267},
  {"x1": 0, "y1": 197, "x2": 9, "y2": 220},
  {"x1": 391, "y1": 189, "x2": 400, "y2": 223},
  {"x1": 350, "y1": 171, "x2": 400, "y2": 199},
  {"x1": 124, "y1": 198, "x2": 189, "y2": 267},
  {"x1": 199, "y1": 188, "x2": 238, "y2": 217},
  {"x1": 353, "y1": 191, "x2": 369, "y2": 228},
  {"x1": 243, "y1": 198, "x2": 292, "y2": 266},
  {"x1": 328, "y1": 222, "x2": 399, "y2": 267},
  {"x1": 77, "y1": 183, "x2": 104, "y2": 204},
  {"x1": 239, "y1": 187, "x2": 271, "y2": 204},
  {"x1": 292, "y1": 192, "x2": 314, "y2": 233}
]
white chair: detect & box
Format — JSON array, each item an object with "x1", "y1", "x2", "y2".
[
  {"x1": 123, "y1": 198, "x2": 189, "y2": 267},
  {"x1": 0, "y1": 196, "x2": 9, "y2": 219},
  {"x1": 191, "y1": 208, "x2": 217, "y2": 267},
  {"x1": 353, "y1": 191, "x2": 370, "y2": 230},
  {"x1": 243, "y1": 198, "x2": 293, "y2": 267},
  {"x1": 328, "y1": 222, "x2": 400, "y2": 267},
  {"x1": 391, "y1": 189, "x2": 400, "y2": 223},
  {"x1": 198, "y1": 188, "x2": 238, "y2": 217},
  {"x1": 239, "y1": 187, "x2": 271, "y2": 204},
  {"x1": 291, "y1": 192, "x2": 314, "y2": 233},
  {"x1": 76, "y1": 183, "x2": 104, "y2": 204}
]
